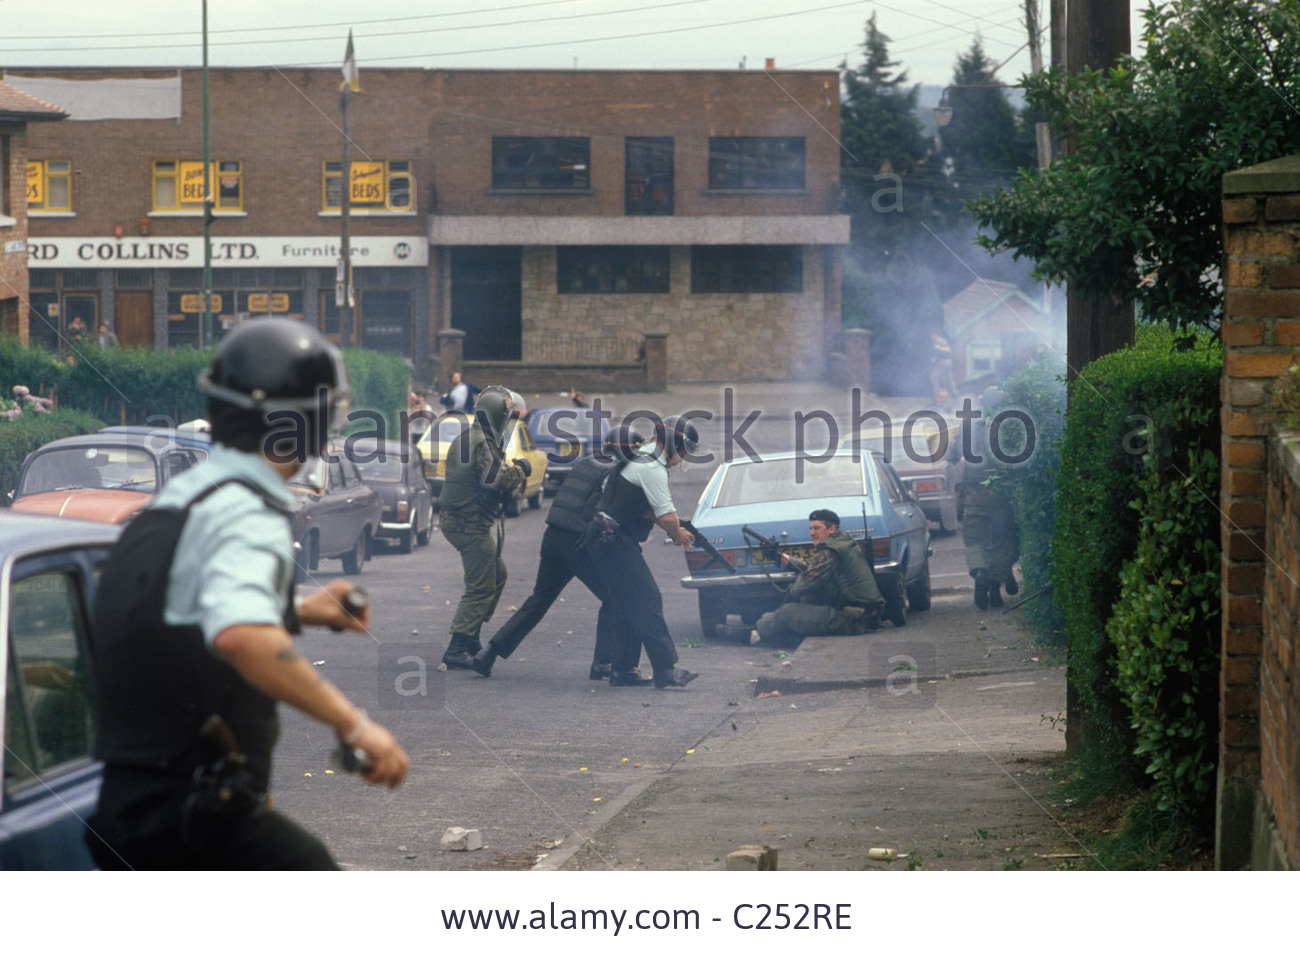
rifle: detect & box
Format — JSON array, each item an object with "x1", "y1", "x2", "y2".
[
  {"x1": 742, "y1": 524, "x2": 783, "y2": 563},
  {"x1": 1001, "y1": 582, "x2": 1053, "y2": 614},
  {"x1": 680, "y1": 519, "x2": 736, "y2": 573}
]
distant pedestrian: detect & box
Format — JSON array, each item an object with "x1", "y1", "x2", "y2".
[
  {"x1": 440, "y1": 371, "x2": 481, "y2": 413},
  {"x1": 98, "y1": 323, "x2": 121, "y2": 348},
  {"x1": 67, "y1": 315, "x2": 88, "y2": 346}
]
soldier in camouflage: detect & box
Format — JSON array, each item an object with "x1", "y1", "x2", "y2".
[
  {"x1": 438, "y1": 386, "x2": 531, "y2": 670},
  {"x1": 750, "y1": 509, "x2": 884, "y2": 645},
  {"x1": 957, "y1": 387, "x2": 1021, "y2": 609}
]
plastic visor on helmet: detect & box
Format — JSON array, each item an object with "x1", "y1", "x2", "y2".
[
  {"x1": 661, "y1": 415, "x2": 701, "y2": 457},
  {"x1": 198, "y1": 318, "x2": 351, "y2": 445},
  {"x1": 474, "y1": 386, "x2": 514, "y2": 440}
]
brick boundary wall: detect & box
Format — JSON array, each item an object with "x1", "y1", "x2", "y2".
[{"x1": 1219, "y1": 155, "x2": 1300, "y2": 870}]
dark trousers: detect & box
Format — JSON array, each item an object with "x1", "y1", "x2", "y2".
[
  {"x1": 87, "y1": 767, "x2": 338, "y2": 871},
  {"x1": 488, "y1": 524, "x2": 618, "y2": 663},
  {"x1": 588, "y1": 534, "x2": 678, "y2": 675}
]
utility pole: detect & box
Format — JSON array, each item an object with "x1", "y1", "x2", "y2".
[
  {"x1": 200, "y1": 0, "x2": 212, "y2": 349},
  {"x1": 338, "y1": 31, "x2": 359, "y2": 348},
  {"x1": 1063, "y1": 0, "x2": 1133, "y2": 391},
  {"x1": 1024, "y1": 0, "x2": 1052, "y2": 171},
  {"x1": 1059, "y1": 0, "x2": 1132, "y2": 761}
]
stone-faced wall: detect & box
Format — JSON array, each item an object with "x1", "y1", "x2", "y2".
[
  {"x1": 1219, "y1": 154, "x2": 1300, "y2": 870},
  {"x1": 520, "y1": 245, "x2": 827, "y2": 382}
]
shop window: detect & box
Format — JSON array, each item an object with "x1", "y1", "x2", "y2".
[
  {"x1": 690, "y1": 246, "x2": 802, "y2": 294},
  {"x1": 558, "y1": 246, "x2": 670, "y2": 294},
  {"x1": 708, "y1": 137, "x2": 805, "y2": 191},
  {"x1": 323, "y1": 160, "x2": 413, "y2": 212},
  {"x1": 26, "y1": 160, "x2": 73, "y2": 213},
  {"x1": 492, "y1": 137, "x2": 590, "y2": 191},
  {"x1": 152, "y1": 160, "x2": 242, "y2": 213}
]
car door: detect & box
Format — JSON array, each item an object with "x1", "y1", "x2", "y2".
[
  {"x1": 318, "y1": 459, "x2": 354, "y2": 557},
  {"x1": 1, "y1": 546, "x2": 108, "y2": 869}
]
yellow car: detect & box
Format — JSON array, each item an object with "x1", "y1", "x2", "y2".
[{"x1": 416, "y1": 412, "x2": 548, "y2": 517}]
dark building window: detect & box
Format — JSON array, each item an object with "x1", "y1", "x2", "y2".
[
  {"x1": 625, "y1": 137, "x2": 673, "y2": 216},
  {"x1": 492, "y1": 137, "x2": 590, "y2": 190},
  {"x1": 690, "y1": 246, "x2": 803, "y2": 294},
  {"x1": 707, "y1": 137, "x2": 805, "y2": 190},
  {"x1": 558, "y1": 247, "x2": 670, "y2": 294}
]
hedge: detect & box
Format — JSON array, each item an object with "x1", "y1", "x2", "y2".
[
  {"x1": 1052, "y1": 324, "x2": 1221, "y2": 781},
  {"x1": 0, "y1": 334, "x2": 410, "y2": 437}
]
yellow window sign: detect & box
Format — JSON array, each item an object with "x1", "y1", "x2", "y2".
[
  {"x1": 26, "y1": 162, "x2": 44, "y2": 205},
  {"x1": 349, "y1": 161, "x2": 385, "y2": 204},
  {"x1": 179, "y1": 162, "x2": 214, "y2": 205},
  {"x1": 248, "y1": 293, "x2": 290, "y2": 313},
  {"x1": 180, "y1": 293, "x2": 223, "y2": 313}
]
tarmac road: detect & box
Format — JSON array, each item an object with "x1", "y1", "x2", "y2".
[{"x1": 265, "y1": 383, "x2": 1068, "y2": 871}]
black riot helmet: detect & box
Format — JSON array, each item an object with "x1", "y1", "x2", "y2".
[
  {"x1": 658, "y1": 414, "x2": 701, "y2": 459},
  {"x1": 603, "y1": 427, "x2": 644, "y2": 462},
  {"x1": 199, "y1": 318, "x2": 349, "y2": 459}
]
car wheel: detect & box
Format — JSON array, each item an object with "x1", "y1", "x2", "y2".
[
  {"x1": 342, "y1": 529, "x2": 366, "y2": 575},
  {"x1": 698, "y1": 592, "x2": 726, "y2": 639},
  {"x1": 880, "y1": 572, "x2": 907, "y2": 627},
  {"x1": 528, "y1": 489, "x2": 542, "y2": 510},
  {"x1": 503, "y1": 495, "x2": 521, "y2": 518},
  {"x1": 398, "y1": 522, "x2": 414, "y2": 554},
  {"x1": 906, "y1": 559, "x2": 932, "y2": 612},
  {"x1": 416, "y1": 504, "x2": 433, "y2": 546}
]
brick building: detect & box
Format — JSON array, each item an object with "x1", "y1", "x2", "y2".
[
  {"x1": 8, "y1": 67, "x2": 849, "y2": 385},
  {"x1": 0, "y1": 79, "x2": 66, "y2": 341}
]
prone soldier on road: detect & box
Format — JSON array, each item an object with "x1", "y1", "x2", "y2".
[
  {"x1": 439, "y1": 385, "x2": 532, "y2": 670},
  {"x1": 584, "y1": 415, "x2": 701, "y2": 688},
  {"x1": 749, "y1": 508, "x2": 884, "y2": 645},
  {"x1": 86, "y1": 318, "x2": 409, "y2": 870},
  {"x1": 471, "y1": 429, "x2": 642, "y2": 680}
]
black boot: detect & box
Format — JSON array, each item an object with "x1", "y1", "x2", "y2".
[
  {"x1": 654, "y1": 668, "x2": 699, "y2": 689},
  {"x1": 443, "y1": 633, "x2": 481, "y2": 671},
  {"x1": 589, "y1": 662, "x2": 613, "y2": 680},
  {"x1": 989, "y1": 583, "x2": 1004, "y2": 608},
  {"x1": 470, "y1": 644, "x2": 500, "y2": 678},
  {"x1": 1005, "y1": 573, "x2": 1019, "y2": 595},
  {"x1": 973, "y1": 570, "x2": 990, "y2": 610}
]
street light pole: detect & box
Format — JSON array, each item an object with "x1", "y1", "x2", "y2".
[{"x1": 200, "y1": 0, "x2": 212, "y2": 349}]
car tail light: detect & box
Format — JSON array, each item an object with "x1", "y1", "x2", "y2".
[
  {"x1": 911, "y1": 478, "x2": 944, "y2": 494},
  {"x1": 872, "y1": 537, "x2": 891, "y2": 561},
  {"x1": 396, "y1": 499, "x2": 409, "y2": 522},
  {"x1": 685, "y1": 548, "x2": 737, "y2": 571}
]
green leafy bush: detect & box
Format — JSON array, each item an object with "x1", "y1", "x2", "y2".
[
  {"x1": 1052, "y1": 325, "x2": 1221, "y2": 778},
  {"x1": 1, "y1": 335, "x2": 411, "y2": 437},
  {"x1": 998, "y1": 353, "x2": 1068, "y2": 644},
  {"x1": 1108, "y1": 421, "x2": 1219, "y2": 822},
  {"x1": 0, "y1": 409, "x2": 106, "y2": 499}
]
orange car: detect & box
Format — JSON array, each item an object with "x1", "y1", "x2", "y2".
[{"x1": 9, "y1": 434, "x2": 203, "y2": 525}]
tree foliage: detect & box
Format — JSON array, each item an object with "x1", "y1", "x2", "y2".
[{"x1": 970, "y1": 0, "x2": 1300, "y2": 329}]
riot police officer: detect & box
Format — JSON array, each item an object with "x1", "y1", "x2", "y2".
[
  {"x1": 87, "y1": 318, "x2": 409, "y2": 870},
  {"x1": 470, "y1": 430, "x2": 641, "y2": 679},
  {"x1": 439, "y1": 385, "x2": 531, "y2": 670},
  {"x1": 586, "y1": 415, "x2": 700, "y2": 688}
]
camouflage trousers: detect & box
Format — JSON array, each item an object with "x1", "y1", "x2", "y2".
[
  {"x1": 754, "y1": 601, "x2": 876, "y2": 644},
  {"x1": 441, "y1": 513, "x2": 506, "y2": 638},
  {"x1": 962, "y1": 496, "x2": 1020, "y2": 582}
]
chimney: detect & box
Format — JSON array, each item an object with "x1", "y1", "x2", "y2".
[{"x1": 765, "y1": 57, "x2": 776, "y2": 70}]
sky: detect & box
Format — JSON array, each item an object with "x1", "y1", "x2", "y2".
[{"x1": 0, "y1": 0, "x2": 1152, "y2": 88}]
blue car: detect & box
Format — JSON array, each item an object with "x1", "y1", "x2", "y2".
[
  {"x1": 679, "y1": 449, "x2": 932, "y2": 637},
  {"x1": 525, "y1": 407, "x2": 612, "y2": 495},
  {"x1": 1, "y1": 514, "x2": 120, "y2": 869}
]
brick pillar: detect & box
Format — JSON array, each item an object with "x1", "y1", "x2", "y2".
[
  {"x1": 1218, "y1": 155, "x2": 1300, "y2": 869},
  {"x1": 437, "y1": 328, "x2": 465, "y2": 392},
  {"x1": 842, "y1": 327, "x2": 871, "y2": 392},
  {"x1": 644, "y1": 333, "x2": 669, "y2": 391}
]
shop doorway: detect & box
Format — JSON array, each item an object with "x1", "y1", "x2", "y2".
[
  {"x1": 451, "y1": 246, "x2": 521, "y2": 361},
  {"x1": 114, "y1": 291, "x2": 154, "y2": 347}
]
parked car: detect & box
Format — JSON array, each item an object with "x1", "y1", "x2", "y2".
[
  {"x1": 1, "y1": 513, "x2": 120, "y2": 869},
  {"x1": 346, "y1": 437, "x2": 435, "y2": 554},
  {"x1": 851, "y1": 423, "x2": 960, "y2": 533},
  {"x1": 415, "y1": 412, "x2": 549, "y2": 517},
  {"x1": 9, "y1": 434, "x2": 204, "y2": 525},
  {"x1": 525, "y1": 406, "x2": 612, "y2": 496},
  {"x1": 679, "y1": 449, "x2": 932, "y2": 637},
  {"x1": 288, "y1": 441, "x2": 383, "y2": 579},
  {"x1": 98, "y1": 424, "x2": 213, "y2": 460}
]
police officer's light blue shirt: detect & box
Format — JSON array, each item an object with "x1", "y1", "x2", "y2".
[
  {"x1": 620, "y1": 440, "x2": 676, "y2": 518},
  {"x1": 155, "y1": 444, "x2": 298, "y2": 646}
]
